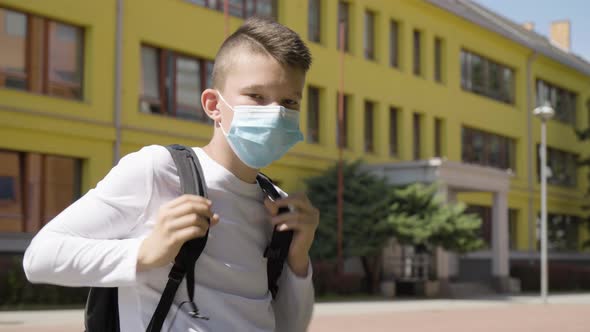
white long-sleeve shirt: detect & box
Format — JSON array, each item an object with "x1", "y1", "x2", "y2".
[{"x1": 23, "y1": 145, "x2": 314, "y2": 332}]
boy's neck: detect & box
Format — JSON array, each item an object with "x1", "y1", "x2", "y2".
[{"x1": 202, "y1": 132, "x2": 259, "y2": 184}]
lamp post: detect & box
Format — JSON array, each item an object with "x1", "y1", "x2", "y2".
[{"x1": 533, "y1": 102, "x2": 554, "y2": 304}]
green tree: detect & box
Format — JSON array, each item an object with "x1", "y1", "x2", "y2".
[
  {"x1": 387, "y1": 183, "x2": 484, "y2": 254},
  {"x1": 305, "y1": 160, "x2": 393, "y2": 293},
  {"x1": 306, "y1": 161, "x2": 484, "y2": 293}
]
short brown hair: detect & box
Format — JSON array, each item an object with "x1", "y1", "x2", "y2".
[{"x1": 212, "y1": 17, "x2": 312, "y2": 90}]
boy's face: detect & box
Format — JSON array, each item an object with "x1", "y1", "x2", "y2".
[{"x1": 213, "y1": 51, "x2": 306, "y2": 131}]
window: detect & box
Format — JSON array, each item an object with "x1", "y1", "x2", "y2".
[
  {"x1": 462, "y1": 126, "x2": 515, "y2": 171},
  {"x1": 188, "y1": 0, "x2": 277, "y2": 19},
  {"x1": 308, "y1": 0, "x2": 321, "y2": 43},
  {"x1": 538, "y1": 213, "x2": 580, "y2": 252},
  {"x1": 336, "y1": 93, "x2": 350, "y2": 148},
  {"x1": 461, "y1": 49, "x2": 515, "y2": 104},
  {"x1": 434, "y1": 37, "x2": 443, "y2": 83},
  {"x1": 4, "y1": 9, "x2": 26, "y2": 36},
  {"x1": 509, "y1": 209, "x2": 518, "y2": 250},
  {"x1": 140, "y1": 46, "x2": 163, "y2": 114},
  {"x1": 0, "y1": 9, "x2": 27, "y2": 90},
  {"x1": 389, "y1": 107, "x2": 399, "y2": 156},
  {"x1": 413, "y1": 29, "x2": 421, "y2": 76},
  {"x1": 467, "y1": 206, "x2": 519, "y2": 249},
  {"x1": 0, "y1": 150, "x2": 81, "y2": 233},
  {"x1": 364, "y1": 100, "x2": 375, "y2": 153},
  {"x1": 537, "y1": 145, "x2": 578, "y2": 188},
  {"x1": 47, "y1": 21, "x2": 84, "y2": 99},
  {"x1": 0, "y1": 176, "x2": 16, "y2": 201},
  {"x1": 536, "y1": 79, "x2": 577, "y2": 126},
  {"x1": 389, "y1": 20, "x2": 399, "y2": 68},
  {"x1": 434, "y1": 117, "x2": 443, "y2": 157},
  {"x1": 337, "y1": 1, "x2": 350, "y2": 52},
  {"x1": 413, "y1": 113, "x2": 422, "y2": 160},
  {"x1": 140, "y1": 45, "x2": 213, "y2": 123},
  {"x1": 0, "y1": 8, "x2": 85, "y2": 100},
  {"x1": 307, "y1": 86, "x2": 320, "y2": 143},
  {"x1": 364, "y1": 10, "x2": 375, "y2": 60},
  {"x1": 175, "y1": 55, "x2": 203, "y2": 121}
]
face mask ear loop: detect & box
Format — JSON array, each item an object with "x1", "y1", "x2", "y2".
[
  {"x1": 216, "y1": 91, "x2": 234, "y2": 134},
  {"x1": 218, "y1": 120, "x2": 230, "y2": 136},
  {"x1": 216, "y1": 91, "x2": 234, "y2": 112}
]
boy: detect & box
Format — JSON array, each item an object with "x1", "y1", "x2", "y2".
[{"x1": 23, "y1": 17, "x2": 318, "y2": 332}]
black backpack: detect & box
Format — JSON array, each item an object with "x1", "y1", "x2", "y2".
[{"x1": 84, "y1": 144, "x2": 293, "y2": 332}]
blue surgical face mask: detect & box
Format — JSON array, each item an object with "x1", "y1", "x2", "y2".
[{"x1": 217, "y1": 92, "x2": 304, "y2": 169}]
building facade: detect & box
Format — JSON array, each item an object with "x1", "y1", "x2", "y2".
[{"x1": 1, "y1": 0, "x2": 589, "y2": 288}]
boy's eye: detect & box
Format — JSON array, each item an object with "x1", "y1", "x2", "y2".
[
  {"x1": 248, "y1": 94, "x2": 264, "y2": 100},
  {"x1": 283, "y1": 99, "x2": 299, "y2": 107}
]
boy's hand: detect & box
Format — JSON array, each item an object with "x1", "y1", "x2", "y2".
[
  {"x1": 137, "y1": 195, "x2": 220, "y2": 271},
  {"x1": 265, "y1": 193, "x2": 319, "y2": 278}
]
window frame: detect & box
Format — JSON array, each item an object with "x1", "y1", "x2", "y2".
[
  {"x1": 389, "y1": 107, "x2": 399, "y2": 157},
  {"x1": 545, "y1": 213, "x2": 581, "y2": 252},
  {"x1": 413, "y1": 29, "x2": 422, "y2": 76},
  {"x1": 0, "y1": 175, "x2": 18, "y2": 204},
  {"x1": 308, "y1": 0, "x2": 321, "y2": 43},
  {"x1": 413, "y1": 112, "x2": 422, "y2": 160},
  {"x1": 44, "y1": 18, "x2": 85, "y2": 100},
  {"x1": 389, "y1": 19, "x2": 399, "y2": 68},
  {"x1": 336, "y1": 93, "x2": 349, "y2": 149},
  {"x1": 0, "y1": 7, "x2": 85, "y2": 100},
  {"x1": 306, "y1": 86, "x2": 320, "y2": 143},
  {"x1": 188, "y1": 0, "x2": 278, "y2": 19},
  {"x1": 536, "y1": 78, "x2": 578, "y2": 126},
  {"x1": 537, "y1": 144, "x2": 578, "y2": 188},
  {"x1": 0, "y1": 8, "x2": 30, "y2": 91},
  {"x1": 434, "y1": 117, "x2": 443, "y2": 157},
  {"x1": 508, "y1": 209, "x2": 518, "y2": 250},
  {"x1": 337, "y1": 1, "x2": 350, "y2": 53},
  {"x1": 139, "y1": 44, "x2": 213, "y2": 123},
  {"x1": 364, "y1": 100, "x2": 375, "y2": 153},
  {"x1": 460, "y1": 49, "x2": 515, "y2": 104},
  {"x1": 434, "y1": 36, "x2": 443, "y2": 83},
  {"x1": 462, "y1": 126, "x2": 516, "y2": 171},
  {"x1": 364, "y1": 10, "x2": 375, "y2": 60}
]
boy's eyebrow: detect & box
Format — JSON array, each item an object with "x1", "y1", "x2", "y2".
[{"x1": 241, "y1": 84, "x2": 302, "y2": 99}]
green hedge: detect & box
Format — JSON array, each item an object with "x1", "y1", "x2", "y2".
[{"x1": 0, "y1": 255, "x2": 87, "y2": 309}]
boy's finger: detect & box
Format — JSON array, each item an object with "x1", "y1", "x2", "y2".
[
  {"x1": 175, "y1": 225, "x2": 207, "y2": 242},
  {"x1": 210, "y1": 213, "x2": 220, "y2": 226},
  {"x1": 264, "y1": 198, "x2": 279, "y2": 216},
  {"x1": 168, "y1": 201, "x2": 213, "y2": 219},
  {"x1": 271, "y1": 196, "x2": 312, "y2": 212},
  {"x1": 167, "y1": 195, "x2": 211, "y2": 210},
  {"x1": 275, "y1": 220, "x2": 306, "y2": 232},
  {"x1": 169, "y1": 213, "x2": 210, "y2": 231},
  {"x1": 270, "y1": 211, "x2": 304, "y2": 226}
]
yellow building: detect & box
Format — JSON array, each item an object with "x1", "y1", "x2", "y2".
[{"x1": 1, "y1": 0, "x2": 589, "y2": 292}]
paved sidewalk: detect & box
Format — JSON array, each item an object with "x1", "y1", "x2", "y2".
[
  {"x1": 1, "y1": 293, "x2": 589, "y2": 331},
  {"x1": 310, "y1": 293, "x2": 590, "y2": 332}
]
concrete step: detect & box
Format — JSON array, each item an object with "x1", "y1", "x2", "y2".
[{"x1": 448, "y1": 282, "x2": 496, "y2": 298}]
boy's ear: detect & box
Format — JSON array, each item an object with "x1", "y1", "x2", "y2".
[{"x1": 202, "y1": 88, "x2": 221, "y2": 121}]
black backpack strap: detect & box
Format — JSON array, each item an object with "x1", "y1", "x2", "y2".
[
  {"x1": 146, "y1": 145, "x2": 209, "y2": 332},
  {"x1": 256, "y1": 173, "x2": 294, "y2": 299}
]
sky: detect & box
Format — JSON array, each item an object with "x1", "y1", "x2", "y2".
[{"x1": 473, "y1": 0, "x2": 590, "y2": 62}]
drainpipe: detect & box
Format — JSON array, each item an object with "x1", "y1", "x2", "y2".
[
  {"x1": 113, "y1": 0, "x2": 123, "y2": 164},
  {"x1": 526, "y1": 51, "x2": 538, "y2": 253}
]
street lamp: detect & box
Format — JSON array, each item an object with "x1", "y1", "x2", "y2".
[{"x1": 533, "y1": 102, "x2": 554, "y2": 304}]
